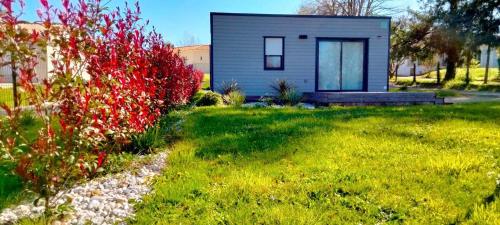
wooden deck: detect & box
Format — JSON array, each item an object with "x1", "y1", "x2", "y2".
[{"x1": 303, "y1": 92, "x2": 445, "y2": 105}]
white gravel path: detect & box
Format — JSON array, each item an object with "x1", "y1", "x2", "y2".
[{"x1": 0, "y1": 152, "x2": 168, "y2": 225}]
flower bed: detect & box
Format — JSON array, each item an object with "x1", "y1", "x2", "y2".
[{"x1": 0, "y1": 0, "x2": 202, "y2": 217}]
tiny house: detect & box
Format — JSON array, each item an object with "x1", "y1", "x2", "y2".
[{"x1": 210, "y1": 13, "x2": 391, "y2": 96}]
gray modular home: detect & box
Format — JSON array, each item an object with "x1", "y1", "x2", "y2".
[{"x1": 210, "y1": 12, "x2": 391, "y2": 97}]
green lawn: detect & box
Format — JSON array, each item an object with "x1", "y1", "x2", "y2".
[
  {"x1": 0, "y1": 114, "x2": 43, "y2": 210},
  {"x1": 0, "y1": 87, "x2": 28, "y2": 107},
  {"x1": 393, "y1": 68, "x2": 500, "y2": 92},
  {"x1": 390, "y1": 88, "x2": 463, "y2": 98},
  {"x1": 132, "y1": 103, "x2": 500, "y2": 224},
  {"x1": 202, "y1": 73, "x2": 210, "y2": 90}
]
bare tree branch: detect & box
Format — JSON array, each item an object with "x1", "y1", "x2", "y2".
[{"x1": 298, "y1": 0, "x2": 397, "y2": 16}]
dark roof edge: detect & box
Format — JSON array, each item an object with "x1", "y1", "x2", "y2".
[{"x1": 210, "y1": 12, "x2": 391, "y2": 20}]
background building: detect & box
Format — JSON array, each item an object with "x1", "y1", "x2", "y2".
[
  {"x1": 174, "y1": 44, "x2": 210, "y2": 73},
  {"x1": 479, "y1": 45, "x2": 499, "y2": 69}
]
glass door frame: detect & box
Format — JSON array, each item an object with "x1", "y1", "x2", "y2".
[{"x1": 315, "y1": 37, "x2": 369, "y2": 92}]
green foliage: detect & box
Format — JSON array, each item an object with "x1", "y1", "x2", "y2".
[
  {"x1": 271, "y1": 79, "x2": 293, "y2": 95},
  {"x1": 0, "y1": 87, "x2": 28, "y2": 108},
  {"x1": 259, "y1": 96, "x2": 275, "y2": 106},
  {"x1": 470, "y1": 58, "x2": 480, "y2": 69},
  {"x1": 223, "y1": 90, "x2": 246, "y2": 107},
  {"x1": 393, "y1": 68, "x2": 500, "y2": 92},
  {"x1": 129, "y1": 126, "x2": 164, "y2": 154},
  {"x1": 0, "y1": 115, "x2": 42, "y2": 210},
  {"x1": 281, "y1": 89, "x2": 302, "y2": 106},
  {"x1": 132, "y1": 103, "x2": 500, "y2": 224},
  {"x1": 0, "y1": 161, "x2": 27, "y2": 210},
  {"x1": 218, "y1": 80, "x2": 243, "y2": 106},
  {"x1": 196, "y1": 91, "x2": 222, "y2": 106},
  {"x1": 104, "y1": 152, "x2": 136, "y2": 174},
  {"x1": 271, "y1": 79, "x2": 303, "y2": 106},
  {"x1": 1, "y1": 111, "x2": 189, "y2": 212},
  {"x1": 202, "y1": 74, "x2": 210, "y2": 90},
  {"x1": 218, "y1": 80, "x2": 240, "y2": 95},
  {"x1": 435, "y1": 90, "x2": 460, "y2": 97},
  {"x1": 189, "y1": 91, "x2": 204, "y2": 105},
  {"x1": 127, "y1": 115, "x2": 184, "y2": 154},
  {"x1": 19, "y1": 110, "x2": 36, "y2": 127}
]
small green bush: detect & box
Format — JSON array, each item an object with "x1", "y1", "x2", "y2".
[
  {"x1": 259, "y1": 96, "x2": 275, "y2": 106},
  {"x1": 190, "y1": 91, "x2": 205, "y2": 105},
  {"x1": 196, "y1": 91, "x2": 222, "y2": 106},
  {"x1": 104, "y1": 152, "x2": 136, "y2": 173},
  {"x1": 223, "y1": 90, "x2": 246, "y2": 107},
  {"x1": 271, "y1": 79, "x2": 293, "y2": 95},
  {"x1": 281, "y1": 89, "x2": 302, "y2": 106},
  {"x1": 219, "y1": 80, "x2": 240, "y2": 95},
  {"x1": 125, "y1": 114, "x2": 185, "y2": 154},
  {"x1": 129, "y1": 125, "x2": 164, "y2": 154},
  {"x1": 271, "y1": 79, "x2": 302, "y2": 106},
  {"x1": 19, "y1": 110, "x2": 37, "y2": 127}
]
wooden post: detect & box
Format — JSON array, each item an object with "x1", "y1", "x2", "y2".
[
  {"x1": 11, "y1": 59, "x2": 18, "y2": 108},
  {"x1": 436, "y1": 62, "x2": 441, "y2": 84}
]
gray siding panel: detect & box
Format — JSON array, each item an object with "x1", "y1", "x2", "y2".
[{"x1": 212, "y1": 14, "x2": 390, "y2": 96}]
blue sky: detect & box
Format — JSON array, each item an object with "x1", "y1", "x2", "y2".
[{"x1": 17, "y1": 0, "x2": 419, "y2": 46}]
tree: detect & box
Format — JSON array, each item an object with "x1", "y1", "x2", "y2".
[
  {"x1": 467, "y1": 0, "x2": 499, "y2": 84},
  {"x1": 0, "y1": 1, "x2": 37, "y2": 107},
  {"x1": 497, "y1": 48, "x2": 500, "y2": 78},
  {"x1": 393, "y1": 12, "x2": 436, "y2": 85},
  {"x1": 461, "y1": 34, "x2": 477, "y2": 84},
  {"x1": 298, "y1": 0, "x2": 394, "y2": 16},
  {"x1": 457, "y1": 0, "x2": 481, "y2": 84},
  {"x1": 422, "y1": 0, "x2": 465, "y2": 81},
  {"x1": 423, "y1": 0, "x2": 499, "y2": 82},
  {"x1": 178, "y1": 31, "x2": 200, "y2": 47},
  {"x1": 390, "y1": 16, "x2": 410, "y2": 80}
]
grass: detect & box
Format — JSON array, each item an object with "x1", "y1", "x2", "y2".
[
  {"x1": 132, "y1": 103, "x2": 500, "y2": 224},
  {"x1": 0, "y1": 113, "x2": 43, "y2": 210},
  {"x1": 202, "y1": 73, "x2": 210, "y2": 90},
  {"x1": 393, "y1": 68, "x2": 500, "y2": 92},
  {"x1": 0, "y1": 87, "x2": 29, "y2": 107},
  {"x1": 390, "y1": 88, "x2": 462, "y2": 98}
]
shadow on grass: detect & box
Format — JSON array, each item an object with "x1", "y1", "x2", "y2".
[
  {"x1": 189, "y1": 103, "x2": 499, "y2": 160},
  {"x1": 0, "y1": 162, "x2": 26, "y2": 210},
  {"x1": 190, "y1": 109, "x2": 338, "y2": 159}
]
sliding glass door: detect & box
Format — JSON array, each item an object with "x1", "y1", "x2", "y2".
[{"x1": 317, "y1": 39, "x2": 366, "y2": 91}]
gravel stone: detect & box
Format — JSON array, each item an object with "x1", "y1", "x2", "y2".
[{"x1": 0, "y1": 152, "x2": 168, "y2": 225}]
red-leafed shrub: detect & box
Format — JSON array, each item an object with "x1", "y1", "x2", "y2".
[
  {"x1": 146, "y1": 35, "x2": 203, "y2": 110},
  {"x1": 0, "y1": 0, "x2": 202, "y2": 215}
]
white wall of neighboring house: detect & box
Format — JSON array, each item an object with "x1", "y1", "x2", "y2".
[
  {"x1": 174, "y1": 45, "x2": 210, "y2": 73},
  {"x1": 0, "y1": 23, "x2": 51, "y2": 84},
  {"x1": 0, "y1": 46, "x2": 49, "y2": 84},
  {"x1": 396, "y1": 59, "x2": 434, "y2": 76},
  {"x1": 479, "y1": 45, "x2": 499, "y2": 68}
]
